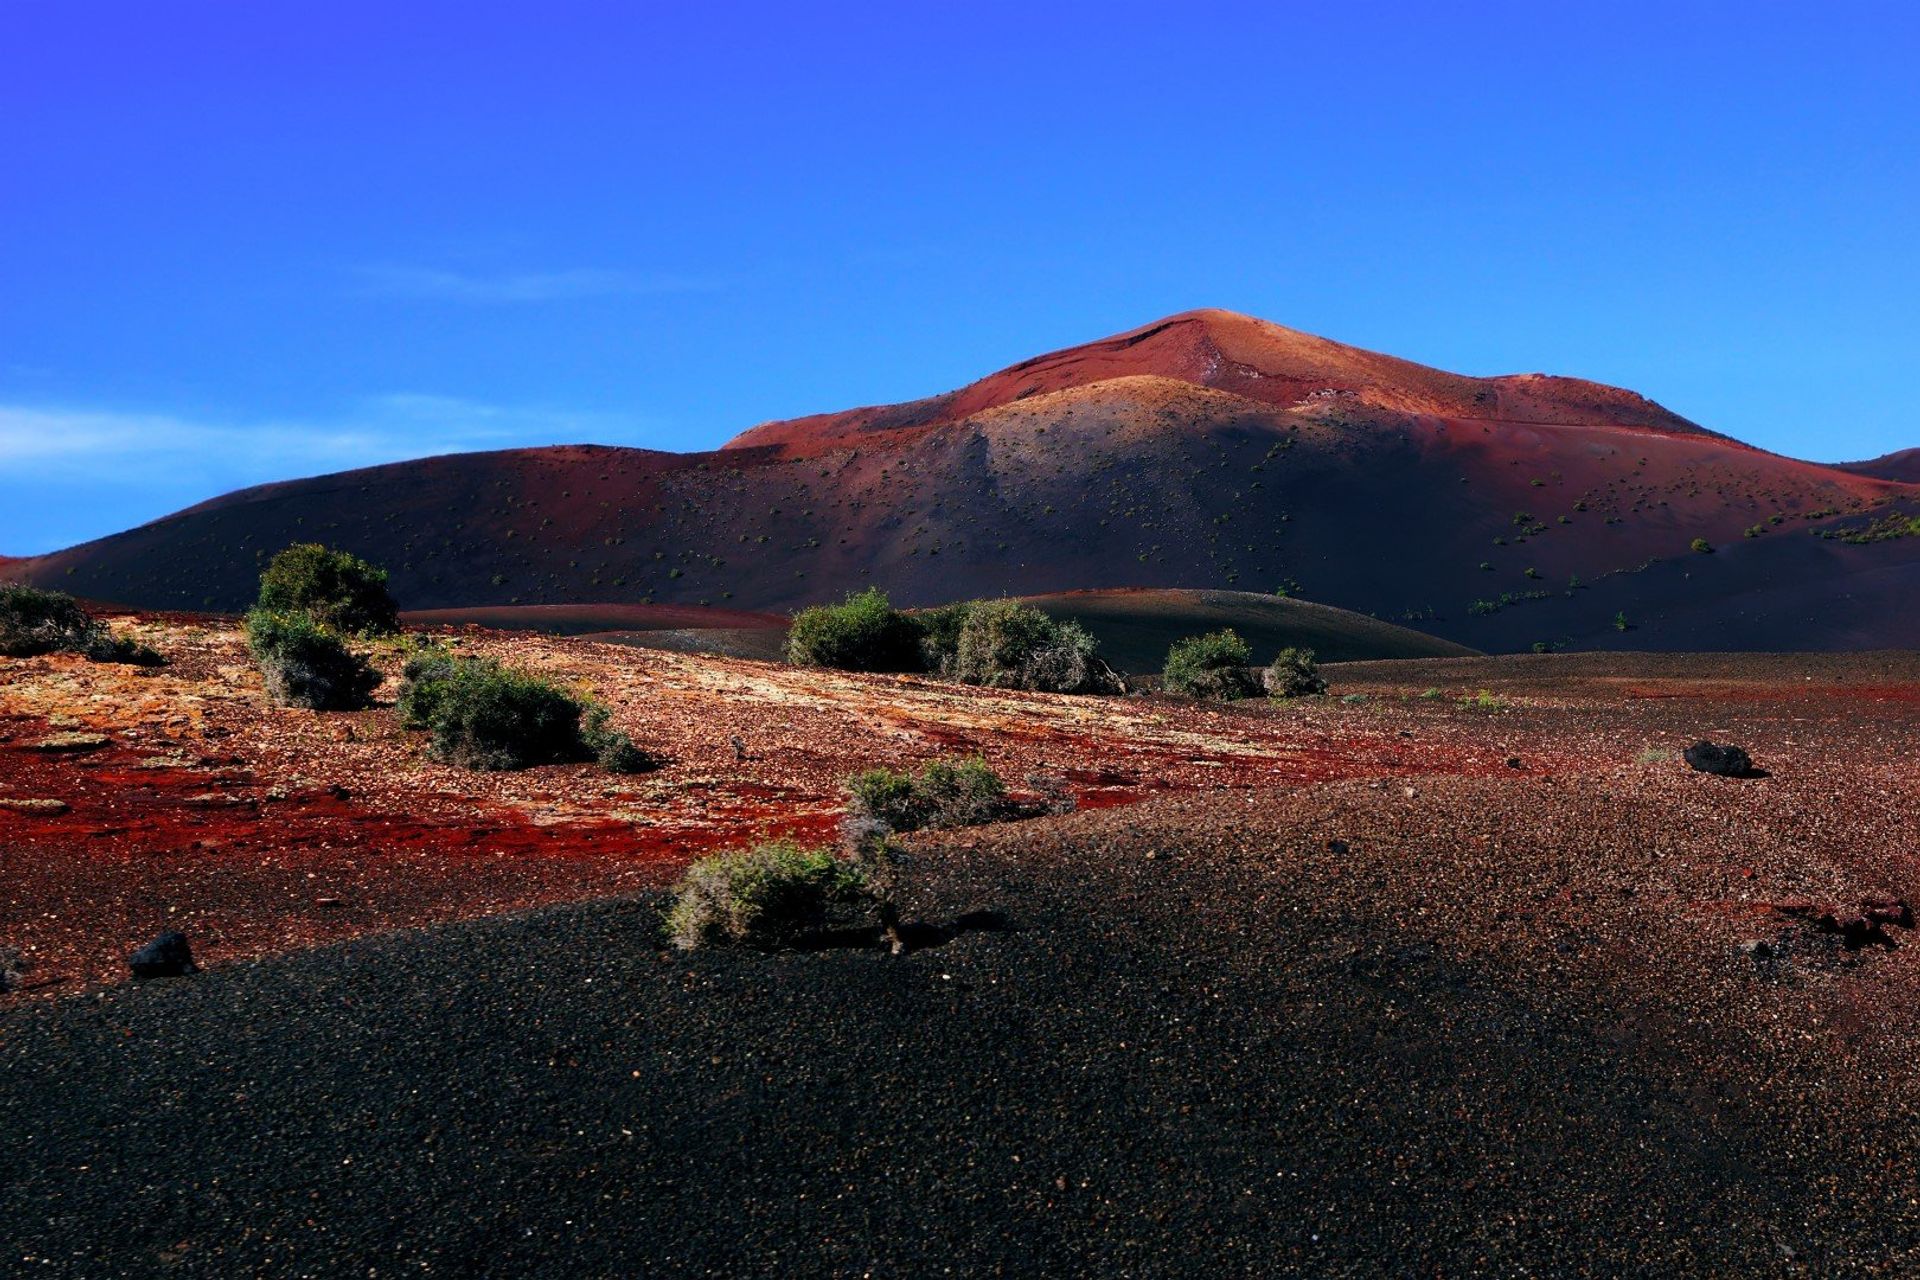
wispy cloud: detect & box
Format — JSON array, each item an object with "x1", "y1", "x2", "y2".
[
  {"x1": 0, "y1": 394, "x2": 644, "y2": 485},
  {"x1": 348, "y1": 263, "x2": 719, "y2": 303}
]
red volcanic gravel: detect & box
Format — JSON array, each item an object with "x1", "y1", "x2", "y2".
[{"x1": 1, "y1": 618, "x2": 1517, "y2": 998}]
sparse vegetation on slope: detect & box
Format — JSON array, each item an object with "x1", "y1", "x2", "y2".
[
  {"x1": 0, "y1": 585, "x2": 161, "y2": 665},
  {"x1": 925, "y1": 599, "x2": 1124, "y2": 694},
  {"x1": 256, "y1": 543, "x2": 400, "y2": 635},
  {"x1": 665, "y1": 842, "x2": 876, "y2": 950},
  {"x1": 398, "y1": 644, "x2": 642, "y2": 772},
  {"x1": 785, "y1": 588, "x2": 923, "y2": 672},
  {"x1": 1164, "y1": 628, "x2": 1262, "y2": 700},
  {"x1": 847, "y1": 757, "x2": 1013, "y2": 833},
  {"x1": 244, "y1": 610, "x2": 380, "y2": 711},
  {"x1": 1262, "y1": 646, "x2": 1327, "y2": 698}
]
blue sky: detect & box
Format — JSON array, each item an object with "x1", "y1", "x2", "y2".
[{"x1": 3, "y1": 1, "x2": 1916, "y2": 554}]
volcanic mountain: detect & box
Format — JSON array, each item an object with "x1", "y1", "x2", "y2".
[{"x1": 15, "y1": 309, "x2": 1920, "y2": 652}]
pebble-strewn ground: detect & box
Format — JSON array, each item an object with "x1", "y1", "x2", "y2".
[
  {"x1": 8, "y1": 629, "x2": 1920, "y2": 1273},
  {"x1": 0, "y1": 616, "x2": 1513, "y2": 998}
]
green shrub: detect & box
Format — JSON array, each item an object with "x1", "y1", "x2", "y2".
[
  {"x1": 399, "y1": 650, "x2": 583, "y2": 770},
  {"x1": 82, "y1": 631, "x2": 165, "y2": 666},
  {"x1": 846, "y1": 767, "x2": 921, "y2": 832},
  {"x1": 1163, "y1": 628, "x2": 1260, "y2": 700},
  {"x1": 785, "y1": 588, "x2": 923, "y2": 672},
  {"x1": 397, "y1": 645, "x2": 645, "y2": 773},
  {"x1": 0, "y1": 585, "x2": 97, "y2": 657},
  {"x1": 665, "y1": 842, "x2": 876, "y2": 950},
  {"x1": 847, "y1": 756, "x2": 1012, "y2": 833},
  {"x1": 933, "y1": 598, "x2": 1123, "y2": 694},
  {"x1": 0, "y1": 585, "x2": 163, "y2": 665},
  {"x1": 914, "y1": 600, "x2": 979, "y2": 672},
  {"x1": 396, "y1": 644, "x2": 461, "y2": 729},
  {"x1": 1263, "y1": 646, "x2": 1327, "y2": 698},
  {"x1": 582, "y1": 704, "x2": 652, "y2": 773},
  {"x1": 256, "y1": 543, "x2": 399, "y2": 635},
  {"x1": 1690, "y1": 538, "x2": 1714, "y2": 555},
  {"x1": 245, "y1": 610, "x2": 380, "y2": 710}
]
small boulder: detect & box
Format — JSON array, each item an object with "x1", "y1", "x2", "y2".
[
  {"x1": 0, "y1": 945, "x2": 25, "y2": 993},
  {"x1": 1684, "y1": 740, "x2": 1754, "y2": 777},
  {"x1": 128, "y1": 931, "x2": 198, "y2": 980}
]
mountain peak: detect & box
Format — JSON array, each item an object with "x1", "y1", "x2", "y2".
[{"x1": 723, "y1": 309, "x2": 1705, "y2": 457}]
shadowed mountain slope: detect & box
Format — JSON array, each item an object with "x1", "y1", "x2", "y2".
[{"x1": 12, "y1": 310, "x2": 1918, "y2": 652}]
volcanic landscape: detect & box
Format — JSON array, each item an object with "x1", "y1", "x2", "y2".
[{"x1": 9, "y1": 312, "x2": 1920, "y2": 1274}]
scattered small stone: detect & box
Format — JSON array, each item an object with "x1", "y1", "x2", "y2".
[
  {"x1": 1684, "y1": 740, "x2": 1755, "y2": 777},
  {"x1": 1326, "y1": 839, "x2": 1350, "y2": 854},
  {"x1": 0, "y1": 797, "x2": 70, "y2": 815},
  {"x1": 1739, "y1": 939, "x2": 1774, "y2": 960},
  {"x1": 315, "y1": 897, "x2": 344, "y2": 908},
  {"x1": 1505, "y1": 756, "x2": 1524, "y2": 770},
  {"x1": 0, "y1": 945, "x2": 26, "y2": 993},
  {"x1": 29, "y1": 732, "x2": 110, "y2": 753},
  {"x1": 730, "y1": 734, "x2": 748, "y2": 762},
  {"x1": 128, "y1": 931, "x2": 198, "y2": 980}
]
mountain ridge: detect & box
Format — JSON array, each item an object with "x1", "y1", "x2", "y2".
[{"x1": 11, "y1": 309, "x2": 1920, "y2": 654}]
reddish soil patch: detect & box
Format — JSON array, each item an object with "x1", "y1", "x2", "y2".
[{"x1": 0, "y1": 618, "x2": 1540, "y2": 999}]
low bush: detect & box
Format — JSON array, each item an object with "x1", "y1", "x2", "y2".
[
  {"x1": 847, "y1": 756, "x2": 1012, "y2": 833},
  {"x1": 582, "y1": 704, "x2": 652, "y2": 774},
  {"x1": 0, "y1": 585, "x2": 163, "y2": 665},
  {"x1": 785, "y1": 588, "x2": 923, "y2": 672},
  {"x1": 0, "y1": 585, "x2": 96, "y2": 657},
  {"x1": 914, "y1": 600, "x2": 977, "y2": 671},
  {"x1": 665, "y1": 842, "x2": 876, "y2": 950},
  {"x1": 256, "y1": 543, "x2": 399, "y2": 635},
  {"x1": 1263, "y1": 646, "x2": 1327, "y2": 698},
  {"x1": 81, "y1": 631, "x2": 165, "y2": 666},
  {"x1": 398, "y1": 645, "x2": 646, "y2": 773},
  {"x1": 1163, "y1": 628, "x2": 1261, "y2": 700},
  {"x1": 245, "y1": 610, "x2": 380, "y2": 710},
  {"x1": 927, "y1": 598, "x2": 1124, "y2": 694}
]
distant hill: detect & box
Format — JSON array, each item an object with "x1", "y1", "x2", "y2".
[
  {"x1": 1835, "y1": 448, "x2": 1920, "y2": 484},
  {"x1": 12, "y1": 308, "x2": 1920, "y2": 652},
  {"x1": 1013, "y1": 588, "x2": 1474, "y2": 673},
  {"x1": 494, "y1": 588, "x2": 1477, "y2": 672}
]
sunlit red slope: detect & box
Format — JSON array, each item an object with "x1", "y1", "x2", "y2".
[
  {"x1": 723, "y1": 308, "x2": 1710, "y2": 457},
  {"x1": 13, "y1": 310, "x2": 1920, "y2": 652}
]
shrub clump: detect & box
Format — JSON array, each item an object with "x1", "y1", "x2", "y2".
[
  {"x1": 398, "y1": 644, "x2": 647, "y2": 773},
  {"x1": 245, "y1": 610, "x2": 381, "y2": 710},
  {"x1": 785, "y1": 588, "x2": 923, "y2": 672},
  {"x1": 665, "y1": 842, "x2": 876, "y2": 950},
  {"x1": 0, "y1": 585, "x2": 163, "y2": 665},
  {"x1": 1163, "y1": 628, "x2": 1262, "y2": 700},
  {"x1": 256, "y1": 543, "x2": 400, "y2": 635},
  {"x1": 925, "y1": 599, "x2": 1124, "y2": 694},
  {"x1": 848, "y1": 756, "x2": 1012, "y2": 833},
  {"x1": 1263, "y1": 646, "x2": 1327, "y2": 698}
]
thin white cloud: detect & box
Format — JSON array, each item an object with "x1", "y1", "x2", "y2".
[
  {"x1": 0, "y1": 395, "x2": 647, "y2": 486},
  {"x1": 348, "y1": 263, "x2": 720, "y2": 302}
]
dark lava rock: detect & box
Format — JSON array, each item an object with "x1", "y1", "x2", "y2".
[
  {"x1": 128, "y1": 931, "x2": 198, "y2": 980},
  {"x1": 1683, "y1": 740, "x2": 1755, "y2": 777},
  {"x1": 0, "y1": 945, "x2": 24, "y2": 993}
]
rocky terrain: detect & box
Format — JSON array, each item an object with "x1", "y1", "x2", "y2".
[
  {"x1": 14, "y1": 309, "x2": 1920, "y2": 653},
  {"x1": 7, "y1": 624, "x2": 1920, "y2": 1272}
]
